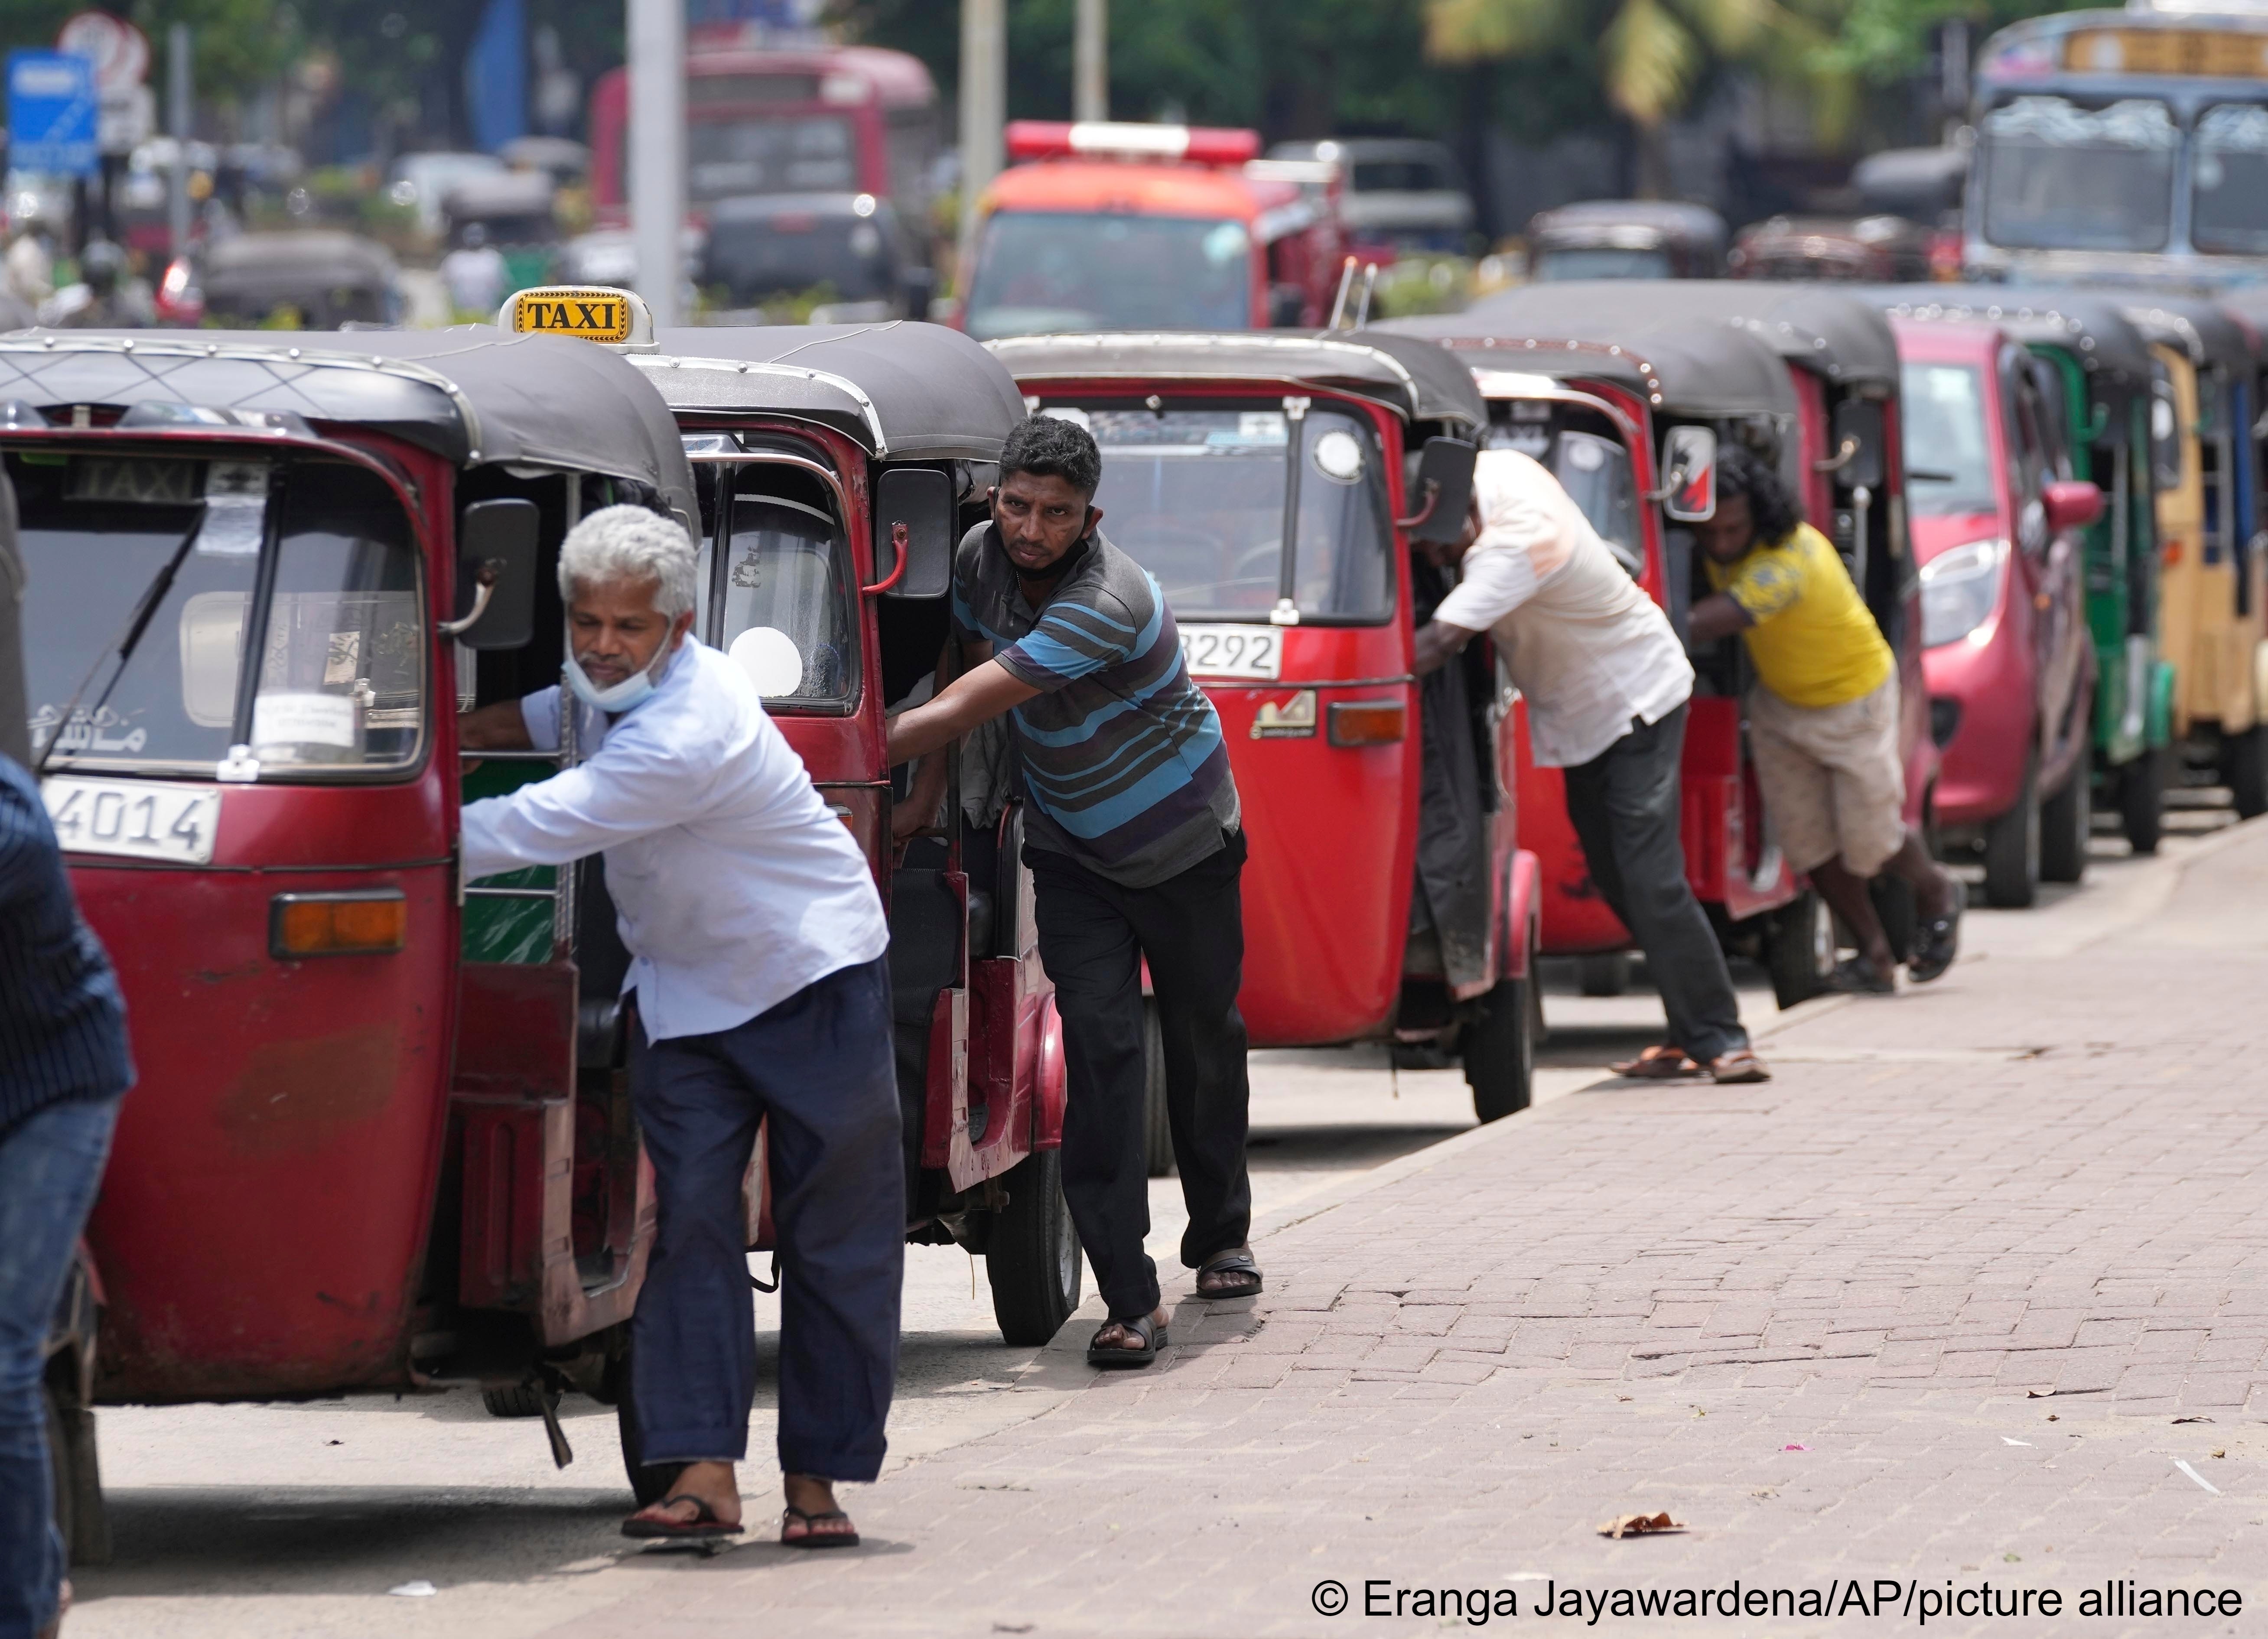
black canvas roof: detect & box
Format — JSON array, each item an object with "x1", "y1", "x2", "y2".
[
  {"x1": 0, "y1": 328, "x2": 695, "y2": 519},
  {"x1": 1463, "y1": 280, "x2": 1903, "y2": 390},
  {"x1": 2115, "y1": 295, "x2": 2259, "y2": 376},
  {"x1": 984, "y1": 331, "x2": 1487, "y2": 430},
  {"x1": 1527, "y1": 199, "x2": 1727, "y2": 249},
  {"x1": 1862, "y1": 286, "x2": 2157, "y2": 385},
  {"x1": 0, "y1": 477, "x2": 24, "y2": 766},
  {"x1": 645, "y1": 322, "x2": 1028, "y2": 460},
  {"x1": 1378, "y1": 309, "x2": 1798, "y2": 423}
]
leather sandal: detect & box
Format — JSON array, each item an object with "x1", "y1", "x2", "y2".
[
  {"x1": 1610, "y1": 1044, "x2": 1703, "y2": 1080},
  {"x1": 1908, "y1": 878, "x2": 1965, "y2": 984},
  {"x1": 1705, "y1": 1048, "x2": 1771, "y2": 1084},
  {"x1": 1197, "y1": 1247, "x2": 1263, "y2": 1299},
  {"x1": 1087, "y1": 1311, "x2": 1166, "y2": 1369},
  {"x1": 621, "y1": 1493, "x2": 745, "y2": 1540}
]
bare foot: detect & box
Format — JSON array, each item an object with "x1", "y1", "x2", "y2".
[
  {"x1": 782, "y1": 1473, "x2": 859, "y2": 1546},
  {"x1": 626, "y1": 1459, "x2": 741, "y2": 1531},
  {"x1": 35, "y1": 1578, "x2": 70, "y2": 1639}
]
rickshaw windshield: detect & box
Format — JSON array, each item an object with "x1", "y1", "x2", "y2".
[
  {"x1": 713, "y1": 492, "x2": 859, "y2": 709},
  {"x1": 1058, "y1": 404, "x2": 1393, "y2": 623},
  {"x1": 1900, "y1": 363, "x2": 1999, "y2": 516},
  {"x1": 11, "y1": 451, "x2": 424, "y2": 777},
  {"x1": 1979, "y1": 98, "x2": 2175, "y2": 253},
  {"x1": 1533, "y1": 247, "x2": 1671, "y2": 281},
  {"x1": 964, "y1": 213, "x2": 1252, "y2": 340}
]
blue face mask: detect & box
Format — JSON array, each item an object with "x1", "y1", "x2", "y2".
[{"x1": 565, "y1": 642, "x2": 669, "y2": 713}]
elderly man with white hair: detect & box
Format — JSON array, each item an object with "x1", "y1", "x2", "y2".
[{"x1": 457, "y1": 504, "x2": 896, "y2": 1549}]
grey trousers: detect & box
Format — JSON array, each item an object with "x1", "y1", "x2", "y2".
[{"x1": 1560, "y1": 705, "x2": 1750, "y2": 1062}]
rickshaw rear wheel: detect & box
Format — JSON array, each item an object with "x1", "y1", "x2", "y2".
[
  {"x1": 2039, "y1": 763, "x2": 2090, "y2": 885},
  {"x1": 1766, "y1": 888, "x2": 1835, "y2": 1010},
  {"x1": 1463, "y1": 976, "x2": 1536, "y2": 1123},
  {"x1": 1576, "y1": 953, "x2": 1631, "y2": 997},
  {"x1": 1140, "y1": 999, "x2": 1175, "y2": 1178},
  {"x1": 44, "y1": 1381, "x2": 107, "y2": 1566},
  {"x1": 2225, "y1": 725, "x2": 2268, "y2": 820},
  {"x1": 613, "y1": 1345, "x2": 685, "y2": 1508},
  {"x1": 2120, "y1": 747, "x2": 2166, "y2": 855},
  {"x1": 987, "y1": 1146, "x2": 1083, "y2": 1346}
]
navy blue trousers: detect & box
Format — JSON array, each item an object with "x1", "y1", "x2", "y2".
[{"x1": 628, "y1": 954, "x2": 903, "y2": 1482}]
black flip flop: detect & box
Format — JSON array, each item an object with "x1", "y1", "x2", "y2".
[
  {"x1": 1196, "y1": 1247, "x2": 1263, "y2": 1300},
  {"x1": 1908, "y1": 878, "x2": 1965, "y2": 984},
  {"x1": 1087, "y1": 1312, "x2": 1166, "y2": 1369},
  {"x1": 781, "y1": 1503, "x2": 860, "y2": 1549},
  {"x1": 621, "y1": 1494, "x2": 745, "y2": 1540}
]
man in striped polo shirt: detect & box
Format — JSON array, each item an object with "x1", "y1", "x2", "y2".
[{"x1": 887, "y1": 414, "x2": 1257, "y2": 1369}]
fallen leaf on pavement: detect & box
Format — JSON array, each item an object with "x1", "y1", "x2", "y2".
[
  {"x1": 1598, "y1": 1512, "x2": 1684, "y2": 1539},
  {"x1": 2212, "y1": 1449, "x2": 2226, "y2": 1459},
  {"x1": 2173, "y1": 1416, "x2": 2213, "y2": 1424}
]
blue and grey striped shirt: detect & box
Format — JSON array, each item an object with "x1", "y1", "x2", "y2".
[
  {"x1": 1, "y1": 756, "x2": 133, "y2": 1138},
  {"x1": 953, "y1": 524, "x2": 1239, "y2": 888}
]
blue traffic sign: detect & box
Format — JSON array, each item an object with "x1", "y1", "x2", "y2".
[{"x1": 7, "y1": 50, "x2": 99, "y2": 178}]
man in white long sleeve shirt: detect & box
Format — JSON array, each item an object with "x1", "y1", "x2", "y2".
[
  {"x1": 458, "y1": 505, "x2": 895, "y2": 1549},
  {"x1": 1410, "y1": 449, "x2": 1764, "y2": 1084}
]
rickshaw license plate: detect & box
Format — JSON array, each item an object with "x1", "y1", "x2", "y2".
[
  {"x1": 41, "y1": 778, "x2": 221, "y2": 865},
  {"x1": 1179, "y1": 625, "x2": 1281, "y2": 679}
]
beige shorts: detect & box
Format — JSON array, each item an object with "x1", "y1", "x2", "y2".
[{"x1": 1748, "y1": 676, "x2": 1907, "y2": 876}]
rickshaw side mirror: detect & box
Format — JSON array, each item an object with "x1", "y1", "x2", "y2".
[
  {"x1": 1659, "y1": 426, "x2": 1720, "y2": 523},
  {"x1": 449, "y1": 498, "x2": 540, "y2": 650},
  {"x1": 1403, "y1": 437, "x2": 1477, "y2": 546},
  {"x1": 1827, "y1": 400, "x2": 1886, "y2": 491},
  {"x1": 874, "y1": 466, "x2": 955, "y2": 601},
  {"x1": 2044, "y1": 479, "x2": 2104, "y2": 534}
]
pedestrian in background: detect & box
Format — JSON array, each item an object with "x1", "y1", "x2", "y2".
[
  {"x1": 1413, "y1": 447, "x2": 1767, "y2": 1083},
  {"x1": 1687, "y1": 447, "x2": 1962, "y2": 991},
  {"x1": 457, "y1": 505, "x2": 900, "y2": 1548},
  {"x1": 2, "y1": 479, "x2": 135, "y2": 1639},
  {"x1": 888, "y1": 414, "x2": 1259, "y2": 1370}
]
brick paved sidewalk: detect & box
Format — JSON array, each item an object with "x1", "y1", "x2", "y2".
[{"x1": 544, "y1": 826, "x2": 2268, "y2": 1639}]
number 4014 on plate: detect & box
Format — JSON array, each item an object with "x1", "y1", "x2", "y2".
[{"x1": 42, "y1": 777, "x2": 222, "y2": 866}]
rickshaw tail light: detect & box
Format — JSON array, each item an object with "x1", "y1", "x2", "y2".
[
  {"x1": 271, "y1": 892, "x2": 408, "y2": 958},
  {"x1": 1328, "y1": 700, "x2": 1408, "y2": 748}
]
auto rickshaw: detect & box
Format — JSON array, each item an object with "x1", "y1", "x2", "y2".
[
  {"x1": 192, "y1": 230, "x2": 404, "y2": 330},
  {"x1": 490, "y1": 288, "x2": 1080, "y2": 1352},
  {"x1": 984, "y1": 329, "x2": 1539, "y2": 1132},
  {"x1": 2118, "y1": 297, "x2": 2268, "y2": 819},
  {"x1": 1406, "y1": 280, "x2": 1938, "y2": 996},
  {"x1": 1526, "y1": 201, "x2": 1728, "y2": 281},
  {"x1": 1728, "y1": 215, "x2": 1937, "y2": 283},
  {"x1": 4, "y1": 326, "x2": 695, "y2": 1511},
  {"x1": 1870, "y1": 290, "x2": 2174, "y2": 856},
  {"x1": 443, "y1": 172, "x2": 563, "y2": 298}
]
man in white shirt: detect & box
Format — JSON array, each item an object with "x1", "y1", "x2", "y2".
[
  {"x1": 458, "y1": 506, "x2": 897, "y2": 1548},
  {"x1": 1413, "y1": 449, "x2": 1765, "y2": 1083}
]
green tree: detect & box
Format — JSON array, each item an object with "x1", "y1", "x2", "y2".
[{"x1": 5, "y1": 0, "x2": 299, "y2": 112}]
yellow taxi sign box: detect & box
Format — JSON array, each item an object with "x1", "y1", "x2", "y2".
[{"x1": 500, "y1": 286, "x2": 655, "y2": 351}]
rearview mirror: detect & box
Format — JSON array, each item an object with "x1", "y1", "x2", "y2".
[
  {"x1": 448, "y1": 498, "x2": 540, "y2": 650},
  {"x1": 1402, "y1": 436, "x2": 1477, "y2": 546},
  {"x1": 2043, "y1": 478, "x2": 2104, "y2": 534},
  {"x1": 873, "y1": 466, "x2": 955, "y2": 601},
  {"x1": 1828, "y1": 399, "x2": 1885, "y2": 491},
  {"x1": 1659, "y1": 425, "x2": 1719, "y2": 523}
]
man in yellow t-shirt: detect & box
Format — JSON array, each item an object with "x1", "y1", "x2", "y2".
[{"x1": 1688, "y1": 448, "x2": 1960, "y2": 992}]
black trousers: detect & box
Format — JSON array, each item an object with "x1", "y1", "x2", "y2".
[
  {"x1": 1560, "y1": 705, "x2": 1750, "y2": 1063},
  {"x1": 628, "y1": 955, "x2": 903, "y2": 1481},
  {"x1": 1026, "y1": 831, "x2": 1253, "y2": 1320}
]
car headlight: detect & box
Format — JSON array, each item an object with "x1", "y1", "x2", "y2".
[{"x1": 1920, "y1": 537, "x2": 2009, "y2": 648}]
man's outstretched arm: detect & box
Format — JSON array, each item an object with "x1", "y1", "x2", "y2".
[
  {"x1": 1687, "y1": 592, "x2": 1754, "y2": 645},
  {"x1": 1413, "y1": 619, "x2": 1481, "y2": 678},
  {"x1": 886, "y1": 658, "x2": 1041, "y2": 766}
]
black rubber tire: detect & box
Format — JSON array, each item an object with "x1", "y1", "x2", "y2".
[
  {"x1": 2121, "y1": 747, "x2": 2166, "y2": 855},
  {"x1": 1138, "y1": 998, "x2": 1175, "y2": 1178},
  {"x1": 2039, "y1": 767, "x2": 2090, "y2": 885},
  {"x1": 2227, "y1": 724, "x2": 2268, "y2": 820},
  {"x1": 1765, "y1": 888, "x2": 1835, "y2": 1010},
  {"x1": 1982, "y1": 758, "x2": 2041, "y2": 908},
  {"x1": 482, "y1": 1382, "x2": 550, "y2": 1418},
  {"x1": 1462, "y1": 976, "x2": 1536, "y2": 1123},
  {"x1": 1576, "y1": 952, "x2": 1631, "y2": 996},
  {"x1": 614, "y1": 1343, "x2": 683, "y2": 1508},
  {"x1": 987, "y1": 1146, "x2": 1083, "y2": 1346}
]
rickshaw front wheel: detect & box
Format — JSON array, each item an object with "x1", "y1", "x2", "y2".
[
  {"x1": 1462, "y1": 976, "x2": 1536, "y2": 1123},
  {"x1": 987, "y1": 1147, "x2": 1083, "y2": 1346}
]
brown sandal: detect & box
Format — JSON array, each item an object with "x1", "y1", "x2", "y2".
[
  {"x1": 1610, "y1": 1044, "x2": 1703, "y2": 1080},
  {"x1": 1705, "y1": 1049, "x2": 1770, "y2": 1084}
]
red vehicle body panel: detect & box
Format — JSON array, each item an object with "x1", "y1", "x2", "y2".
[{"x1": 1890, "y1": 318, "x2": 2092, "y2": 829}]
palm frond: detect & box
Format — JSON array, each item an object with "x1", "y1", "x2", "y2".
[
  {"x1": 1602, "y1": 0, "x2": 1699, "y2": 127},
  {"x1": 1424, "y1": 0, "x2": 1568, "y2": 62}
]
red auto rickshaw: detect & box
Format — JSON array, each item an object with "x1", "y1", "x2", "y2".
[
  {"x1": 986, "y1": 330, "x2": 1542, "y2": 1134},
  {"x1": 1390, "y1": 280, "x2": 1939, "y2": 1003},
  {"x1": 4, "y1": 326, "x2": 703, "y2": 1524}
]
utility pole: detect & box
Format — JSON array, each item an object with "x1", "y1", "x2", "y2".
[
  {"x1": 1073, "y1": 0, "x2": 1106, "y2": 124},
  {"x1": 958, "y1": 0, "x2": 1005, "y2": 274},
  {"x1": 628, "y1": 0, "x2": 684, "y2": 327},
  {"x1": 167, "y1": 24, "x2": 191, "y2": 259}
]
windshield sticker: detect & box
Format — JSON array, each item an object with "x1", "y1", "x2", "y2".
[
  {"x1": 1233, "y1": 412, "x2": 1288, "y2": 446},
  {"x1": 30, "y1": 703, "x2": 148, "y2": 758},
  {"x1": 322, "y1": 631, "x2": 364, "y2": 688},
  {"x1": 197, "y1": 462, "x2": 272, "y2": 557},
  {"x1": 67, "y1": 457, "x2": 198, "y2": 505},
  {"x1": 1312, "y1": 429, "x2": 1366, "y2": 483},
  {"x1": 252, "y1": 692, "x2": 358, "y2": 753}
]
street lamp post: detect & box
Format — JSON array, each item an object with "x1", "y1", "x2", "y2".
[
  {"x1": 1074, "y1": 0, "x2": 1106, "y2": 124},
  {"x1": 958, "y1": 0, "x2": 1005, "y2": 278},
  {"x1": 628, "y1": 0, "x2": 684, "y2": 327}
]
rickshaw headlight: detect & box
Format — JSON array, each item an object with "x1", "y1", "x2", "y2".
[
  {"x1": 1328, "y1": 699, "x2": 1408, "y2": 748},
  {"x1": 271, "y1": 890, "x2": 408, "y2": 958},
  {"x1": 1919, "y1": 537, "x2": 2009, "y2": 649}
]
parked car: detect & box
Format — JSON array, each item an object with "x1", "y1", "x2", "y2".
[
  {"x1": 195, "y1": 230, "x2": 400, "y2": 329},
  {"x1": 698, "y1": 192, "x2": 930, "y2": 323},
  {"x1": 388, "y1": 150, "x2": 507, "y2": 238},
  {"x1": 1526, "y1": 201, "x2": 1727, "y2": 280},
  {"x1": 1269, "y1": 137, "x2": 1475, "y2": 253}
]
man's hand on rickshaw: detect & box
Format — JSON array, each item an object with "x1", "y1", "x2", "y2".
[{"x1": 455, "y1": 699, "x2": 535, "y2": 774}]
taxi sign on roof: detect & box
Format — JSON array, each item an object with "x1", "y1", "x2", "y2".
[{"x1": 501, "y1": 286, "x2": 652, "y2": 350}]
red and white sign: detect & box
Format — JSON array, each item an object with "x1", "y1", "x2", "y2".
[{"x1": 57, "y1": 11, "x2": 150, "y2": 94}]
